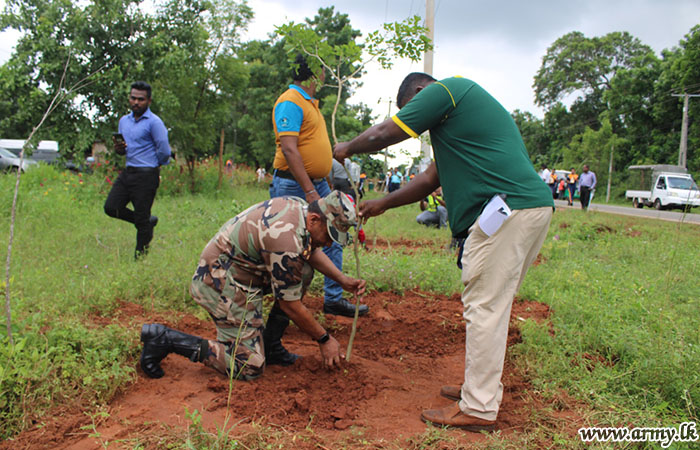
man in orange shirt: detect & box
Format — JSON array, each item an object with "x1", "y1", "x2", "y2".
[{"x1": 268, "y1": 55, "x2": 369, "y2": 366}]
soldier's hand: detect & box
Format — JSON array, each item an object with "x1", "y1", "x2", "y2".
[
  {"x1": 341, "y1": 276, "x2": 366, "y2": 297},
  {"x1": 319, "y1": 335, "x2": 344, "y2": 369}
]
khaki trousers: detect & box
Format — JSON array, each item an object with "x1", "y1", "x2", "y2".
[{"x1": 459, "y1": 206, "x2": 552, "y2": 420}]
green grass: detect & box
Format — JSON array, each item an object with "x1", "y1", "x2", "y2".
[
  {"x1": 516, "y1": 208, "x2": 699, "y2": 431},
  {"x1": 1, "y1": 163, "x2": 699, "y2": 447}
]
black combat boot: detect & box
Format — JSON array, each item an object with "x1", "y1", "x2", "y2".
[
  {"x1": 140, "y1": 323, "x2": 209, "y2": 378},
  {"x1": 263, "y1": 304, "x2": 300, "y2": 366}
]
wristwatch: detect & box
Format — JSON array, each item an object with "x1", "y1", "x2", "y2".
[{"x1": 316, "y1": 332, "x2": 330, "y2": 344}]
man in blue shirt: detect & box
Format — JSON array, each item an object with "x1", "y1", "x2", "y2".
[
  {"x1": 104, "y1": 81, "x2": 171, "y2": 259},
  {"x1": 578, "y1": 164, "x2": 597, "y2": 210}
]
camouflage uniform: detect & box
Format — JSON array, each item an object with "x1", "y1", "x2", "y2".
[{"x1": 190, "y1": 197, "x2": 315, "y2": 380}]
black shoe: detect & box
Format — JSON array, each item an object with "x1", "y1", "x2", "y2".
[
  {"x1": 140, "y1": 323, "x2": 206, "y2": 378},
  {"x1": 323, "y1": 298, "x2": 369, "y2": 317},
  {"x1": 266, "y1": 343, "x2": 300, "y2": 366},
  {"x1": 263, "y1": 305, "x2": 300, "y2": 366},
  {"x1": 150, "y1": 215, "x2": 158, "y2": 227}
]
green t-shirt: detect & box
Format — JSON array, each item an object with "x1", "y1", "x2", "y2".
[{"x1": 393, "y1": 77, "x2": 553, "y2": 236}]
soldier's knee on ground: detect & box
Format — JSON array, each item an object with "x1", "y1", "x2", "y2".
[{"x1": 202, "y1": 339, "x2": 265, "y2": 381}]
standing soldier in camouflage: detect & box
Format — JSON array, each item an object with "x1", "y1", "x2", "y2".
[{"x1": 139, "y1": 191, "x2": 365, "y2": 380}]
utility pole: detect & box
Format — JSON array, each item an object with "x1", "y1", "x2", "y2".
[
  {"x1": 424, "y1": 0, "x2": 434, "y2": 77},
  {"x1": 671, "y1": 93, "x2": 700, "y2": 168},
  {"x1": 606, "y1": 142, "x2": 614, "y2": 203},
  {"x1": 420, "y1": 0, "x2": 435, "y2": 164},
  {"x1": 380, "y1": 98, "x2": 392, "y2": 176}
]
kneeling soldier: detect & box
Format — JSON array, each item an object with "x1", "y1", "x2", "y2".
[{"x1": 140, "y1": 191, "x2": 365, "y2": 380}]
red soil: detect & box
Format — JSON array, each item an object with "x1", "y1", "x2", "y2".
[
  {"x1": 2, "y1": 291, "x2": 585, "y2": 449},
  {"x1": 364, "y1": 237, "x2": 441, "y2": 253}
]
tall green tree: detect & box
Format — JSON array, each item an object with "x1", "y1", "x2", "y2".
[
  {"x1": 511, "y1": 109, "x2": 547, "y2": 165},
  {"x1": 532, "y1": 30, "x2": 671, "y2": 176},
  {"x1": 235, "y1": 38, "x2": 290, "y2": 169},
  {"x1": 534, "y1": 31, "x2": 654, "y2": 111},
  {"x1": 563, "y1": 117, "x2": 626, "y2": 195},
  {"x1": 148, "y1": 0, "x2": 252, "y2": 184},
  {"x1": 603, "y1": 50, "x2": 662, "y2": 167},
  {"x1": 0, "y1": 0, "x2": 153, "y2": 155}
]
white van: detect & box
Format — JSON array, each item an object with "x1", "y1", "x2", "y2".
[
  {"x1": 0, "y1": 139, "x2": 60, "y2": 164},
  {"x1": 625, "y1": 165, "x2": 700, "y2": 210}
]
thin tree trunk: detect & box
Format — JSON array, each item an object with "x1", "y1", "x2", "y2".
[
  {"x1": 606, "y1": 143, "x2": 614, "y2": 203},
  {"x1": 218, "y1": 128, "x2": 225, "y2": 189}
]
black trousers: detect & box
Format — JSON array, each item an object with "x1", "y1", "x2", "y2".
[
  {"x1": 332, "y1": 178, "x2": 355, "y2": 201},
  {"x1": 104, "y1": 167, "x2": 160, "y2": 253},
  {"x1": 579, "y1": 186, "x2": 592, "y2": 210}
]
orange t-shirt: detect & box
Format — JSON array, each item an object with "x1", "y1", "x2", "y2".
[{"x1": 272, "y1": 85, "x2": 332, "y2": 179}]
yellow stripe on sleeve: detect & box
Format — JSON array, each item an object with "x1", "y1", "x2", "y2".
[
  {"x1": 391, "y1": 115, "x2": 419, "y2": 138},
  {"x1": 434, "y1": 82, "x2": 456, "y2": 108}
]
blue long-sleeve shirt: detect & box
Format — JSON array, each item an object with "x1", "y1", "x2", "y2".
[
  {"x1": 579, "y1": 171, "x2": 597, "y2": 189},
  {"x1": 118, "y1": 108, "x2": 171, "y2": 167}
]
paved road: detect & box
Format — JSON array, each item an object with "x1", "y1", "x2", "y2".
[{"x1": 554, "y1": 199, "x2": 700, "y2": 225}]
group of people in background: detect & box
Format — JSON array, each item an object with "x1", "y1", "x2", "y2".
[
  {"x1": 539, "y1": 164, "x2": 597, "y2": 210},
  {"x1": 384, "y1": 168, "x2": 404, "y2": 193}
]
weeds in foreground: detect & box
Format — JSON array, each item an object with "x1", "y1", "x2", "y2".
[
  {"x1": 183, "y1": 408, "x2": 244, "y2": 450},
  {"x1": 79, "y1": 408, "x2": 111, "y2": 449}
]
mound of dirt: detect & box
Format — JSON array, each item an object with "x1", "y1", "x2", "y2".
[{"x1": 2, "y1": 291, "x2": 585, "y2": 449}]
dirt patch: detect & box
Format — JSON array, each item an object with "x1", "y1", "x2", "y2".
[
  {"x1": 532, "y1": 253, "x2": 547, "y2": 266},
  {"x1": 595, "y1": 224, "x2": 615, "y2": 234},
  {"x1": 364, "y1": 237, "x2": 445, "y2": 254},
  {"x1": 624, "y1": 227, "x2": 643, "y2": 238},
  {"x1": 3, "y1": 292, "x2": 585, "y2": 449}
]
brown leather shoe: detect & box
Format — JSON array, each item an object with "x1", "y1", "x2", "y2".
[
  {"x1": 440, "y1": 385, "x2": 461, "y2": 401},
  {"x1": 421, "y1": 402, "x2": 496, "y2": 432}
]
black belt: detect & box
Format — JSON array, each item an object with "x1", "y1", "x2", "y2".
[
  {"x1": 126, "y1": 166, "x2": 159, "y2": 173},
  {"x1": 274, "y1": 169, "x2": 323, "y2": 183}
]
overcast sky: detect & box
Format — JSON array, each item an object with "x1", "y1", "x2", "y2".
[
  {"x1": 1, "y1": 0, "x2": 699, "y2": 164},
  {"x1": 240, "y1": 0, "x2": 699, "y2": 117}
]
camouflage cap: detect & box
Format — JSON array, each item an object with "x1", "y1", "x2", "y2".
[{"x1": 317, "y1": 190, "x2": 357, "y2": 247}]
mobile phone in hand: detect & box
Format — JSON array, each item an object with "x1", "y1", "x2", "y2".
[{"x1": 113, "y1": 132, "x2": 126, "y2": 155}]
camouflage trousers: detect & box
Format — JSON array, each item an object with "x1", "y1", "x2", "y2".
[{"x1": 190, "y1": 267, "x2": 314, "y2": 381}]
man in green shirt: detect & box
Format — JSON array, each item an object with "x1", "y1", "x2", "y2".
[{"x1": 334, "y1": 73, "x2": 553, "y2": 432}]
